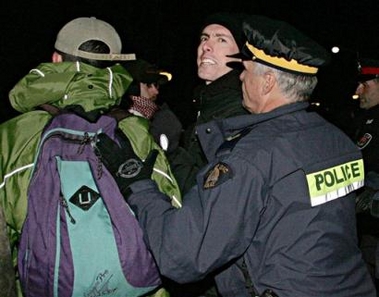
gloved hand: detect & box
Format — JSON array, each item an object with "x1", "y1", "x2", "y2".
[
  {"x1": 95, "y1": 131, "x2": 158, "y2": 198},
  {"x1": 356, "y1": 187, "x2": 376, "y2": 214}
]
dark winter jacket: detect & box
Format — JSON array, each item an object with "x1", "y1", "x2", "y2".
[
  {"x1": 127, "y1": 102, "x2": 375, "y2": 297},
  {"x1": 169, "y1": 69, "x2": 248, "y2": 194},
  {"x1": 355, "y1": 104, "x2": 379, "y2": 174}
]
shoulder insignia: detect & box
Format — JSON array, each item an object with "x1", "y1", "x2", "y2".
[
  {"x1": 203, "y1": 162, "x2": 232, "y2": 189},
  {"x1": 357, "y1": 133, "x2": 372, "y2": 149}
]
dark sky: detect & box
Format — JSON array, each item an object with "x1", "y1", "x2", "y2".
[{"x1": 1, "y1": 0, "x2": 379, "y2": 127}]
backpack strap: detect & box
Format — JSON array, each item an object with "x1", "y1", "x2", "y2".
[
  {"x1": 106, "y1": 107, "x2": 132, "y2": 122},
  {"x1": 39, "y1": 103, "x2": 61, "y2": 116},
  {"x1": 39, "y1": 104, "x2": 107, "y2": 123}
]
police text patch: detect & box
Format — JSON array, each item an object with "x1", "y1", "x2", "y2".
[
  {"x1": 306, "y1": 159, "x2": 364, "y2": 207},
  {"x1": 203, "y1": 162, "x2": 232, "y2": 189}
]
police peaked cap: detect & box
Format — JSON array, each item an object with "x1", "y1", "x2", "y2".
[
  {"x1": 357, "y1": 58, "x2": 379, "y2": 83},
  {"x1": 230, "y1": 15, "x2": 331, "y2": 75}
]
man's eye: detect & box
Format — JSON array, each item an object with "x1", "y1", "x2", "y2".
[{"x1": 147, "y1": 83, "x2": 159, "y2": 89}]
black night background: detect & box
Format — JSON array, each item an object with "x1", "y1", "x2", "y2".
[{"x1": 1, "y1": 0, "x2": 379, "y2": 132}]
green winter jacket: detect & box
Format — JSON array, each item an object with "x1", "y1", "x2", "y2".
[
  {"x1": 1, "y1": 62, "x2": 132, "y2": 256},
  {"x1": 0, "y1": 62, "x2": 181, "y2": 278},
  {"x1": 9, "y1": 62, "x2": 130, "y2": 113}
]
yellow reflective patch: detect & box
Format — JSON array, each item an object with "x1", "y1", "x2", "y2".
[{"x1": 306, "y1": 159, "x2": 365, "y2": 207}]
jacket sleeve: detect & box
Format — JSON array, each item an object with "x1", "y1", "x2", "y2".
[
  {"x1": 128, "y1": 155, "x2": 265, "y2": 284},
  {"x1": 118, "y1": 116, "x2": 182, "y2": 208}
]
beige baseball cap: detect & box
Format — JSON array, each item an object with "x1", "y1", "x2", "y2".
[{"x1": 54, "y1": 17, "x2": 136, "y2": 61}]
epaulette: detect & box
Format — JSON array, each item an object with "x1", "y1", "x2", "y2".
[{"x1": 216, "y1": 126, "x2": 253, "y2": 157}]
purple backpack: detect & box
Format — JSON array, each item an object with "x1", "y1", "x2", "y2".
[{"x1": 18, "y1": 112, "x2": 161, "y2": 297}]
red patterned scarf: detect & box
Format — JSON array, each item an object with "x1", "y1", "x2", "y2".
[{"x1": 129, "y1": 96, "x2": 159, "y2": 119}]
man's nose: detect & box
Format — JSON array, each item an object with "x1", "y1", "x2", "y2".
[
  {"x1": 355, "y1": 83, "x2": 363, "y2": 95},
  {"x1": 202, "y1": 40, "x2": 213, "y2": 52},
  {"x1": 152, "y1": 85, "x2": 159, "y2": 94}
]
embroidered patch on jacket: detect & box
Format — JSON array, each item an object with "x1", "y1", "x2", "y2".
[
  {"x1": 357, "y1": 133, "x2": 372, "y2": 149},
  {"x1": 306, "y1": 159, "x2": 364, "y2": 207},
  {"x1": 203, "y1": 162, "x2": 232, "y2": 189}
]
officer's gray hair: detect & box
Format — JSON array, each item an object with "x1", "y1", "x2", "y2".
[{"x1": 253, "y1": 63, "x2": 318, "y2": 102}]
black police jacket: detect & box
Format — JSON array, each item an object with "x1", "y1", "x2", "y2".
[
  {"x1": 129, "y1": 102, "x2": 375, "y2": 297},
  {"x1": 355, "y1": 104, "x2": 379, "y2": 174}
]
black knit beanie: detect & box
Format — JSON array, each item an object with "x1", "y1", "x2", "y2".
[{"x1": 200, "y1": 12, "x2": 248, "y2": 50}]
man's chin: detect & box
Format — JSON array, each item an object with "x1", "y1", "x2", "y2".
[
  {"x1": 198, "y1": 70, "x2": 214, "y2": 82},
  {"x1": 198, "y1": 68, "x2": 229, "y2": 82}
]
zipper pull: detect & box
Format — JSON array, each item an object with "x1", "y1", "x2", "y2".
[
  {"x1": 60, "y1": 195, "x2": 76, "y2": 224},
  {"x1": 77, "y1": 132, "x2": 91, "y2": 154}
]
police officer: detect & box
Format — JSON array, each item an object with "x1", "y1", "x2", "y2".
[
  {"x1": 353, "y1": 58, "x2": 379, "y2": 290},
  {"x1": 96, "y1": 15, "x2": 376, "y2": 296},
  {"x1": 354, "y1": 58, "x2": 379, "y2": 176},
  {"x1": 353, "y1": 58, "x2": 379, "y2": 215}
]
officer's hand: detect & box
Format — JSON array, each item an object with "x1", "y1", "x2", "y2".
[
  {"x1": 356, "y1": 187, "x2": 376, "y2": 214},
  {"x1": 95, "y1": 132, "x2": 158, "y2": 198}
]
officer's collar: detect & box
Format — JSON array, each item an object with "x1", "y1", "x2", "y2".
[{"x1": 221, "y1": 102, "x2": 309, "y2": 135}]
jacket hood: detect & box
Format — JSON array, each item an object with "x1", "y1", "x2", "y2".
[{"x1": 9, "y1": 61, "x2": 133, "y2": 113}]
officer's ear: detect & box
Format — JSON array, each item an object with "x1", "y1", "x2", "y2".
[{"x1": 262, "y1": 72, "x2": 276, "y2": 95}]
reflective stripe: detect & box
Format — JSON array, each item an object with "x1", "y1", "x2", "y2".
[
  {"x1": 107, "y1": 67, "x2": 113, "y2": 98},
  {"x1": 153, "y1": 167, "x2": 182, "y2": 208},
  {"x1": 310, "y1": 180, "x2": 364, "y2": 207},
  {"x1": 0, "y1": 163, "x2": 34, "y2": 189},
  {"x1": 306, "y1": 159, "x2": 365, "y2": 207}
]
